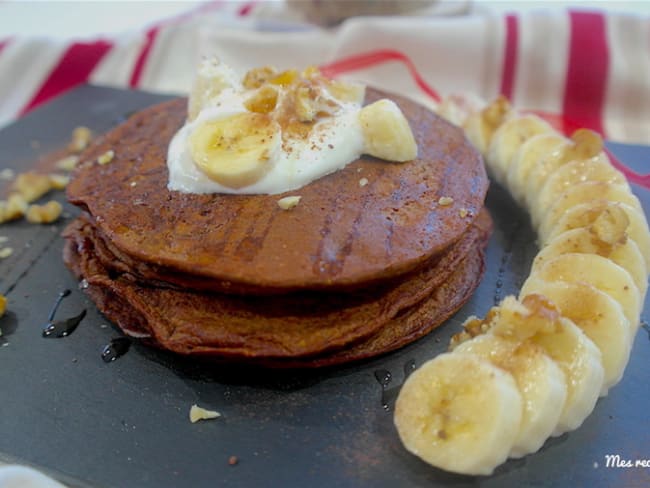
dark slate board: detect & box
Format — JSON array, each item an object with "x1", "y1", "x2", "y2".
[{"x1": 0, "y1": 85, "x2": 648, "y2": 488}]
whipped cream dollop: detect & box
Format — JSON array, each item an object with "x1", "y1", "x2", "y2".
[{"x1": 167, "y1": 59, "x2": 417, "y2": 195}]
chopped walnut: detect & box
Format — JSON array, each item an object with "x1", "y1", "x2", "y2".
[
  {"x1": 10, "y1": 172, "x2": 53, "y2": 203},
  {"x1": 277, "y1": 195, "x2": 301, "y2": 210},
  {"x1": 68, "y1": 126, "x2": 93, "y2": 153},
  {"x1": 97, "y1": 150, "x2": 115, "y2": 165},
  {"x1": 55, "y1": 155, "x2": 80, "y2": 172},
  {"x1": 25, "y1": 201, "x2": 63, "y2": 224},
  {"x1": 242, "y1": 66, "x2": 278, "y2": 90},
  {"x1": 0, "y1": 194, "x2": 28, "y2": 223},
  {"x1": 189, "y1": 404, "x2": 221, "y2": 423},
  {"x1": 49, "y1": 174, "x2": 70, "y2": 190},
  {"x1": 438, "y1": 196, "x2": 454, "y2": 206},
  {"x1": 245, "y1": 85, "x2": 280, "y2": 114}
]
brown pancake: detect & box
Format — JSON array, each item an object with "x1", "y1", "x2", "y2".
[
  {"x1": 66, "y1": 89, "x2": 488, "y2": 294},
  {"x1": 62, "y1": 210, "x2": 491, "y2": 362}
]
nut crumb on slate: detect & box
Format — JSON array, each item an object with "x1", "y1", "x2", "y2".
[
  {"x1": 56, "y1": 155, "x2": 80, "y2": 172},
  {"x1": 68, "y1": 126, "x2": 93, "y2": 153},
  {"x1": 189, "y1": 404, "x2": 221, "y2": 423},
  {"x1": 97, "y1": 150, "x2": 115, "y2": 165},
  {"x1": 0, "y1": 247, "x2": 13, "y2": 259},
  {"x1": 0, "y1": 194, "x2": 28, "y2": 223},
  {"x1": 49, "y1": 174, "x2": 70, "y2": 190},
  {"x1": 25, "y1": 201, "x2": 63, "y2": 224},
  {"x1": 228, "y1": 456, "x2": 239, "y2": 466},
  {"x1": 359, "y1": 177, "x2": 369, "y2": 187},
  {"x1": 10, "y1": 172, "x2": 53, "y2": 203},
  {"x1": 277, "y1": 195, "x2": 301, "y2": 210},
  {"x1": 0, "y1": 294, "x2": 6, "y2": 318},
  {"x1": 438, "y1": 196, "x2": 454, "y2": 206}
]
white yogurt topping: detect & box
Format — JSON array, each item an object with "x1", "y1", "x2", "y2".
[{"x1": 167, "y1": 85, "x2": 366, "y2": 195}]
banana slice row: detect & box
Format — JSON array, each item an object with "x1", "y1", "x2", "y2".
[{"x1": 395, "y1": 97, "x2": 650, "y2": 476}]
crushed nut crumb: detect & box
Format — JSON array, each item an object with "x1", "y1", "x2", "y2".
[
  {"x1": 459, "y1": 208, "x2": 469, "y2": 218},
  {"x1": 10, "y1": 172, "x2": 53, "y2": 203},
  {"x1": 49, "y1": 174, "x2": 70, "y2": 190},
  {"x1": 55, "y1": 155, "x2": 80, "y2": 172},
  {"x1": 359, "y1": 177, "x2": 369, "y2": 187},
  {"x1": 97, "y1": 150, "x2": 115, "y2": 165},
  {"x1": 130, "y1": 181, "x2": 137, "y2": 187},
  {"x1": 228, "y1": 456, "x2": 239, "y2": 466},
  {"x1": 68, "y1": 126, "x2": 92, "y2": 153},
  {"x1": 189, "y1": 404, "x2": 221, "y2": 423},
  {"x1": 0, "y1": 294, "x2": 6, "y2": 318},
  {"x1": 438, "y1": 196, "x2": 454, "y2": 206},
  {"x1": 25, "y1": 201, "x2": 63, "y2": 224},
  {"x1": 277, "y1": 195, "x2": 301, "y2": 210},
  {"x1": 0, "y1": 194, "x2": 28, "y2": 223},
  {"x1": 0, "y1": 247, "x2": 13, "y2": 259}
]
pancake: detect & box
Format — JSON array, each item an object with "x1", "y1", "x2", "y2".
[
  {"x1": 62, "y1": 209, "x2": 491, "y2": 363},
  {"x1": 66, "y1": 88, "x2": 488, "y2": 294}
]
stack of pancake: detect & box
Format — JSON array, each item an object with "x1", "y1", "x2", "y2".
[{"x1": 63, "y1": 89, "x2": 491, "y2": 367}]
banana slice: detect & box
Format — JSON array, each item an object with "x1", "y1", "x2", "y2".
[
  {"x1": 189, "y1": 113, "x2": 281, "y2": 189},
  {"x1": 541, "y1": 200, "x2": 650, "y2": 268},
  {"x1": 453, "y1": 333, "x2": 567, "y2": 459},
  {"x1": 520, "y1": 278, "x2": 633, "y2": 393},
  {"x1": 462, "y1": 95, "x2": 511, "y2": 155},
  {"x1": 533, "y1": 227, "x2": 648, "y2": 299},
  {"x1": 394, "y1": 352, "x2": 522, "y2": 476},
  {"x1": 529, "y1": 253, "x2": 641, "y2": 326},
  {"x1": 489, "y1": 295, "x2": 604, "y2": 435},
  {"x1": 506, "y1": 132, "x2": 568, "y2": 206},
  {"x1": 537, "y1": 182, "x2": 643, "y2": 240},
  {"x1": 486, "y1": 114, "x2": 553, "y2": 184},
  {"x1": 535, "y1": 156, "x2": 627, "y2": 223},
  {"x1": 359, "y1": 99, "x2": 417, "y2": 162}
]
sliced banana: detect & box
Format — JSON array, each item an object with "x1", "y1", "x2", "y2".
[
  {"x1": 533, "y1": 227, "x2": 648, "y2": 299},
  {"x1": 541, "y1": 200, "x2": 650, "y2": 268},
  {"x1": 537, "y1": 182, "x2": 643, "y2": 241},
  {"x1": 506, "y1": 132, "x2": 568, "y2": 206},
  {"x1": 359, "y1": 99, "x2": 417, "y2": 162},
  {"x1": 462, "y1": 95, "x2": 511, "y2": 155},
  {"x1": 394, "y1": 352, "x2": 522, "y2": 476},
  {"x1": 486, "y1": 114, "x2": 553, "y2": 184},
  {"x1": 520, "y1": 278, "x2": 633, "y2": 393},
  {"x1": 189, "y1": 113, "x2": 281, "y2": 189},
  {"x1": 529, "y1": 253, "x2": 641, "y2": 326},
  {"x1": 489, "y1": 295, "x2": 604, "y2": 436},
  {"x1": 453, "y1": 333, "x2": 567, "y2": 459},
  {"x1": 535, "y1": 156, "x2": 627, "y2": 223}
]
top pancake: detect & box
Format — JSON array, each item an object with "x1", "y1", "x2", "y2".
[{"x1": 67, "y1": 88, "x2": 488, "y2": 294}]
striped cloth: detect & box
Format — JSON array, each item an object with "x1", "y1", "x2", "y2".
[{"x1": 0, "y1": 2, "x2": 649, "y2": 145}]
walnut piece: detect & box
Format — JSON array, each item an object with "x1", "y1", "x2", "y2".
[{"x1": 25, "y1": 201, "x2": 63, "y2": 224}]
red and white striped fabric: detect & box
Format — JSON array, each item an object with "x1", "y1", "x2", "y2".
[{"x1": 0, "y1": 3, "x2": 648, "y2": 146}]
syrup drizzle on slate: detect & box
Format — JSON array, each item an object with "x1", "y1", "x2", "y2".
[
  {"x1": 101, "y1": 337, "x2": 132, "y2": 362},
  {"x1": 42, "y1": 289, "x2": 87, "y2": 338},
  {"x1": 374, "y1": 359, "x2": 417, "y2": 411}
]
